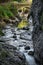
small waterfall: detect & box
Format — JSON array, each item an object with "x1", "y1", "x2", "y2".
[{"x1": 0, "y1": 16, "x2": 38, "y2": 65}]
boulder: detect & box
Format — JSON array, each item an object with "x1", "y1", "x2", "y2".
[{"x1": 28, "y1": 51, "x2": 34, "y2": 56}]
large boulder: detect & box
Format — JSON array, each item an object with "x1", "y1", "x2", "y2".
[
  {"x1": 30, "y1": 0, "x2": 43, "y2": 65},
  {"x1": 0, "y1": 43, "x2": 27, "y2": 65},
  {"x1": 28, "y1": 50, "x2": 34, "y2": 56}
]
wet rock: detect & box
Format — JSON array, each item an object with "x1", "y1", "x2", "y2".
[
  {"x1": 33, "y1": 32, "x2": 43, "y2": 64},
  {"x1": 24, "y1": 46, "x2": 30, "y2": 50},
  {"x1": 0, "y1": 43, "x2": 27, "y2": 65},
  {"x1": 20, "y1": 34, "x2": 32, "y2": 41},
  {"x1": 8, "y1": 19, "x2": 16, "y2": 24},
  {"x1": 19, "y1": 45, "x2": 23, "y2": 47},
  {"x1": 13, "y1": 33, "x2": 17, "y2": 39},
  {"x1": 28, "y1": 51, "x2": 34, "y2": 56},
  {"x1": 31, "y1": 0, "x2": 43, "y2": 64},
  {"x1": 13, "y1": 35, "x2": 17, "y2": 39},
  {"x1": 3, "y1": 19, "x2": 10, "y2": 23},
  {"x1": 0, "y1": 40, "x2": 5, "y2": 42},
  {"x1": 0, "y1": 21, "x2": 6, "y2": 28},
  {"x1": 1, "y1": 43, "x2": 17, "y2": 50},
  {"x1": 3, "y1": 18, "x2": 18, "y2": 25},
  {"x1": 22, "y1": 27, "x2": 29, "y2": 30}
]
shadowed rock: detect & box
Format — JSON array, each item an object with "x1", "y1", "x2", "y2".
[
  {"x1": 24, "y1": 46, "x2": 30, "y2": 50},
  {"x1": 28, "y1": 51, "x2": 34, "y2": 56},
  {"x1": 30, "y1": 0, "x2": 43, "y2": 65},
  {"x1": 0, "y1": 43, "x2": 27, "y2": 65}
]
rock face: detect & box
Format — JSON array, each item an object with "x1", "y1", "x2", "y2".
[
  {"x1": 30, "y1": 0, "x2": 43, "y2": 65},
  {"x1": 0, "y1": 43, "x2": 27, "y2": 65}
]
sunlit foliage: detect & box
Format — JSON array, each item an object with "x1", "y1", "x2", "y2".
[{"x1": 17, "y1": 20, "x2": 29, "y2": 28}]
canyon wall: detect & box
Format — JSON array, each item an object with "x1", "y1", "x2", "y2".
[{"x1": 31, "y1": 0, "x2": 43, "y2": 65}]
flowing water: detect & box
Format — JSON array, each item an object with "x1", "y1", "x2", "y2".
[{"x1": 0, "y1": 17, "x2": 38, "y2": 65}]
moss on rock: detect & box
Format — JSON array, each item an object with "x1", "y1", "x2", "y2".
[{"x1": 0, "y1": 29, "x2": 4, "y2": 36}]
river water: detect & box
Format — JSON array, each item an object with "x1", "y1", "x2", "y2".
[{"x1": 0, "y1": 17, "x2": 38, "y2": 65}]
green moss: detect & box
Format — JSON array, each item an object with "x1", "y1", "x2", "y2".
[
  {"x1": 0, "y1": 50, "x2": 9, "y2": 58},
  {"x1": 0, "y1": 29, "x2": 4, "y2": 36}
]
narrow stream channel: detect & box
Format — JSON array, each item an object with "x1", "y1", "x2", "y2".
[{"x1": 0, "y1": 17, "x2": 38, "y2": 65}]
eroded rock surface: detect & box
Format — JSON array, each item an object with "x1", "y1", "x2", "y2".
[
  {"x1": 31, "y1": 0, "x2": 43, "y2": 65},
  {"x1": 0, "y1": 43, "x2": 27, "y2": 65}
]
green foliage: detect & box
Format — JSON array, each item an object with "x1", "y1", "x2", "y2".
[
  {"x1": 13, "y1": 0, "x2": 26, "y2": 2},
  {"x1": 13, "y1": 0, "x2": 21, "y2": 2},
  {"x1": 17, "y1": 20, "x2": 29, "y2": 29},
  {"x1": 0, "y1": 0, "x2": 26, "y2": 2},
  {"x1": 0, "y1": 4, "x2": 17, "y2": 19},
  {"x1": 9, "y1": 4, "x2": 18, "y2": 15},
  {"x1": 21, "y1": 0, "x2": 26, "y2": 2},
  {"x1": 0, "y1": 49, "x2": 9, "y2": 59},
  {"x1": 0, "y1": 0, "x2": 28, "y2": 19}
]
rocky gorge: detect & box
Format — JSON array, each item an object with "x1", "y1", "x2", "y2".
[
  {"x1": 0, "y1": 20, "x2": 37, "y2": 65},
  {"x1": 0, "y1": 0, "x2": 43, "y2": 65}
]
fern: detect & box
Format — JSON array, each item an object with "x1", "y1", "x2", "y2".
[{"x1": 0, "y1": 5, "x2": 15, "y2": 19}]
